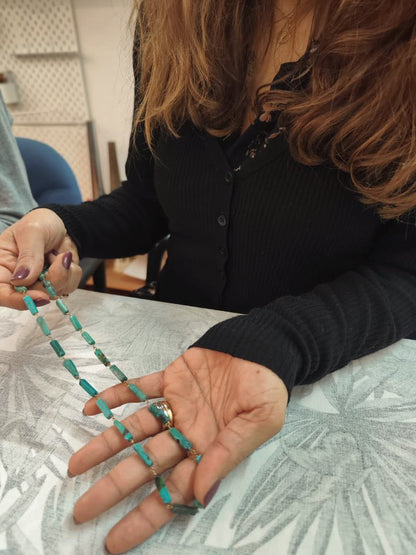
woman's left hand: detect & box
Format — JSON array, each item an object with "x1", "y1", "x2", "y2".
[{"x1": 69, "y1": 347, "x2": 288, "y2": 554}]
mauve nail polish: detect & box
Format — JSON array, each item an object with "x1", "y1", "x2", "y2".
[
  {"x1": 204, "y1": 480, "x2": 221, "y2": 507},
  {"x1": 62, "y1": 252, "x2": 73, "y2": 270},
  {"x1": 12, "y1": 267, "x2": 30, "y2": 280},
  {"x1": 34, "y1": 298, "x2": 50, "y2": 307}
]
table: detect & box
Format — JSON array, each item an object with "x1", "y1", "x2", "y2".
[{"x1": 0, "y1": 289, "x2": 415, "y2": 554}]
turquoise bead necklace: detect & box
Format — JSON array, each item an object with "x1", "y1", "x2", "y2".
[{"x1": 14, "y1": 270, "x2": 202, "y2": 516}]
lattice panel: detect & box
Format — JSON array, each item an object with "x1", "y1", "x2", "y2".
[
  {"x1": 0, "y1": 0, "x2": 89, "y2": 125},
  {"x1": 7, "y1": 55, "x2": 88, "y2": 125},
  {"x1": 6, "y1": 0, "x2": 78, "y2": 55},
  {"x1": 14, "y1": 124, "x2": 93, "y2": 200},
  {"x1": 0, "y1": 0, "x2": 93, "y2": 198}
]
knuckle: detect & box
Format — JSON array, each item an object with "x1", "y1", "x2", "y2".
[
  {"x1": 143, "y1": 442, "x2": 162, "y2": 470},
  {"x1": 126, "y1": 410, "x2": 147, "y2": 440},
  {"x1": 214, "y1": 435, "x2": 233, "y2": 458},
  {"x1": 166, "y1": 475, "x2": 184, "y2": 500},
  {"x1": 100, "y1": 430, "x2": 119, "y2": 455},
  {"x1": 137, "y1": 504, "x2": 164, "y2": 535},
  {"x1": 106, "y1": 468, "x2": 127, "y2": 498},
  {"x1": 17, "y1": 249, "x2": 35, "y2": 262},
  {"x1": 112, "y1": 385, "x2": 126, "y2": 408}
]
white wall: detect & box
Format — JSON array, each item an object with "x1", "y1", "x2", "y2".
[{"x1": 72, "y1": 0, "x2": 135, "y2": 191}]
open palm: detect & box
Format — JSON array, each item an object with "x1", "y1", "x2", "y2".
[{"x1": 69, "y1": 347, "x2": 288, "y2": 554}]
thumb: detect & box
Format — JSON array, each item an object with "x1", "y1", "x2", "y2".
[
  {"x1": 10, "y1": 225, "x2": 48, "y2": 287},
  {"x1": 194, "y1": 410, "x2": 283, "y2": 507}
]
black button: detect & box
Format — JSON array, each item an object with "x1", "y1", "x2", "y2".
[
  {"x1": 219, "y1": 247, "x2": 226, "y2": 256},
  {"x1": 224, "y1": 171, "x2": 233, "y2": 183},
  {"x1": 217, "y1": 214, "x2": 227, "y2": 227}
]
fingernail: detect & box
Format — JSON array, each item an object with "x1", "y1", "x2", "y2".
[
  {"x1": 204, "y1": 480, "x2": 221, "y2": 507},
  {"x1": 62, "y1": 252, "x2": 72, "y2": 270},
  {"x1": 67, "y1": 468, "x2": 75, "y2": 478},
  {"x1": 51, "y1": 249, "x2": 59, "y2": 256},
  {"x1": 34, "y1": 298, "x2": 50, "y2": 307},
  {"x1": 12, "y1": 267, "x2": 30, "y2": 280}
]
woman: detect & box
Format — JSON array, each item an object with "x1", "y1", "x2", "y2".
[{"x1": 1, "y1": 0, "x2": 416, "y2": 552}]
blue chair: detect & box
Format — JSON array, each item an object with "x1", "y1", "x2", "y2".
[
  {"x1": 16, "y1": 137, "x2": 105, "y2": 291},
  {"x1": 15, "y1": 137, "x2": 83, "y2": 205}
]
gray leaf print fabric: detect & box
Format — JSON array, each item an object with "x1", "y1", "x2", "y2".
[{"x1": 0, "y1": 290, "x2": 415, "y2": 554}]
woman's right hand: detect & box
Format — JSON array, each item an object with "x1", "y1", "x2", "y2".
[{"x1": 0, "y1": 208, "x2": 82, "y2": 310}]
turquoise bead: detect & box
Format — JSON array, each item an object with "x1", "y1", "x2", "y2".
[
  {"x1": 171, "y1": 504, "x2": 198, "y2": 515},
  {"x1": 63, "y1": 359, "x2": 79, "y2": 379},
  {"x1": 42, "y1": 279, "x2": 51, "y2": 287},
  {"x1": 14, "y1": 285, "x2": 27, "y2": 293},
  {"x1": 155, "y1": 476, "x2": 172, "y2": 504},
  {"x1": 96, "y1": 398, "x2": 113, "y2": 419},
  {"x1": 56, "y1": 299, "x2": 69, "y2": 315},
  {"x1": 81, "y1": 331, "x2": 95, "y2": 345},
  {"x1": 148, "y1": 403, "x2": 170, "y2": 424},
  {"x1": 195, "y1": 454, "x2": 202, "y2": 464},
  {"x1": 114, "y1": 420, "x2": 133, "y2": 441},
  {"x1": 79, "y1": 379, "x2": 97, "y2": 397},
  {"x1": 94, "y1": 349, "x2": 110, "y2": 366},
  {"x1": 36, "y1": 316, "x2": 51, "y2": 336},
  {"x1": 23, "y1": 295, "x2": 38, "y2": 315},
  {"x1": 45, "y1": 285, "x2": 57, "y2": 297},
  {"x1": 133, "y1": 443, "x2": 153, "y2": 467},
  {"x1": 70, "y1": 315, "x2": 82, "y2": 331},
  {"x1": 169, "y1": 427, "x2": 193, "y2": 451},
  {"x1": 50, "y1": 339, "x2": 65, "y2": 357},
  {"x1": 109, "y1": 364, "x2": 127, "y2": 382},
  {"x1": 192, "y1": 499, "x2": 204, "y2": 509},
  {"x1": 128, "y1": 383, "x2": 147, "y2": 401}
]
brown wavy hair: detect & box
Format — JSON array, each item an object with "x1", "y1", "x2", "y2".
[{"x1": 133, "y1": 0, "x2": 416, "y2": 219}]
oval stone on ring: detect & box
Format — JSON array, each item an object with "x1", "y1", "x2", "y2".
[{"x1": 148, "y1": 400, "x2": 174, "y2": 429}]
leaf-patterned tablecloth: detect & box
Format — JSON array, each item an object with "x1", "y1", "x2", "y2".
[{"x1": 0, "y1": 289, "x2": 415, "y2": 554}]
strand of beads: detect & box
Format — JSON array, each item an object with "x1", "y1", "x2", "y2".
[
  {"x1": 14, "y1": 272, "x2": 202, "y2": 515},
  {"x1": 146, "y1": 404, "x2": 203, "y2": 513},
  {"x1": 38, "y1": 270, "x2": 148, "y2": 403}
]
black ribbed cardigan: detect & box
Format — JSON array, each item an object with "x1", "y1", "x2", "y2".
[{"x1": 47, "y1": 65, "x2": 416, "y2": 394}]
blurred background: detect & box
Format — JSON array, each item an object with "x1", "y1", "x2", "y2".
[
  {"x1": 0, "y1": 0, "x2": 134, "y2": 199},
  {"x1": 0, "y1": 0, "x2": 150, "y2": 293}
]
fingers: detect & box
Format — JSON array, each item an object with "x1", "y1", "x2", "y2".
[
  {"x1": 0, "y1": 283, "x2": 49, "y2": 310},
  {"x1": 194, "y1": 406, "x2": 284, "y2": 506},
  {"x1": 83, "y1": 372, "x2": 165, "y2": 416},
  {"x1": 5, "y1": 252, "x2": 82, "y2": 309},
  {"x1": 7, "y1": 210, "x2": 79, "y2": 292},
  {"x1": 73, "y1": 430, "x2": 185, "y2": 523},
  {"x1": 8, "y1": 209, "x2": 67, "y2": 287},
  {"x1": 45, "y1": 251, "x2": 82, "y2": 295},
  {"x1": 104, "y1": 458, "x2": 196, "y2": 554},
  {"x1": 53, "y1": 234, "x2": 80, "y2": 265},
  {"x1": 0, "y1": 210, "x2": 79, "y2": 309},
  {"x1": 9, "y1": 225, "x2": 49, "y2": 288},
  {"x1": 69, "y1": 404, "x2": 163, "y2": 475}
]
